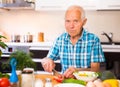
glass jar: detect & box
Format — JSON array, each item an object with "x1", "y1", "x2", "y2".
[
  {"x1": 21, "y1": 71, "x2": 34, "y2": 87},
  {"x1": 38, "y1": 32, "x2": 44, "y2": 42}
]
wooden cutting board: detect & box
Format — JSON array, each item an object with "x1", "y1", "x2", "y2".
[{"x1": 35, "y1": 74, "x2": 60, "y2": 86}]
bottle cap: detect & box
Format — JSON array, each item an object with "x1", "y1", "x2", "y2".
[{"x1": 45, "y1": 78, "x2": 51, "y2": 82}]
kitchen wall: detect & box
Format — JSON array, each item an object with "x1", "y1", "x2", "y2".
[{"x1": 0, "y1": 9, "x2": 120, "y2": 42}]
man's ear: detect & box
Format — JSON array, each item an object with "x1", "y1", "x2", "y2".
[{"x1": 82, "y1": 18, "x2": 87, "y2": 26}]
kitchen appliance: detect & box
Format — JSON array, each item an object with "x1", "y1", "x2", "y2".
[{"x1": 0, "y1": 46, "x2": 29, "y2": 55}]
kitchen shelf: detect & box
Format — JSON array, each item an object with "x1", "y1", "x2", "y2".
[{"x1": 5, "y1": 42, "x2": 53, "y2": 47}]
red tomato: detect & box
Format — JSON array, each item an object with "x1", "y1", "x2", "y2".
[
  {"x1": 0, "y1": 78, "x2": 11, "y2": 87},
  {"x1": 53, "y1": 76, "x2": 63, "y2": 83}
]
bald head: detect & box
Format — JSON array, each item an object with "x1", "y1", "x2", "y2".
[
  {"x1": 65, "y1": 5, "x2": 85, "y2": 20},
  {"x1": 64, "y1": 5, "x2": 87, "y2": 38}
]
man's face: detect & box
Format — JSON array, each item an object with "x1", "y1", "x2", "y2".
[{"x1": 65, "y1": 10, "x2": 84, "y2": 37}]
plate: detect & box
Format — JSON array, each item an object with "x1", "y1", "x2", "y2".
[{"x1": 54, "y1": 83, "x2": 85, "y2": 87}]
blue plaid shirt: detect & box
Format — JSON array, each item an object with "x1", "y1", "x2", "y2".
[{"x1": 47, "y1": 29, "x2": 105, "y2": 73}]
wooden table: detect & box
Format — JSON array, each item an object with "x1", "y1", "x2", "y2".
[{"x1": 35, "y1": 74, "x2": 60, "y2": 87}]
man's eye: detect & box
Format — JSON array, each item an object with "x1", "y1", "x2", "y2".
[
  {"x1": 74, "y1": 20, "x2": 79, "y2": 23},
  {"x1": 66, "y1": 20, "x2": 70, "y2": 23}
]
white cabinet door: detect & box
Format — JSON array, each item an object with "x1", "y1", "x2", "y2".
[
  {"x1": 35, "y1": 0, "x2": 99, "y2": 11},
  {"x1": 70, "y1": 0, "x2": 99, "y2": 10},
  {"x1": 35, "y1": 0, "x2": 68, "y2": 11},
  {"x1": 98, "y1": 0, "x2": 120, "y2": 10}
]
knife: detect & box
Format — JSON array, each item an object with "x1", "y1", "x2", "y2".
[
  {"x1": 52, "y1": 69, "x2": 64, "y2": 82},
  {"x1": 52, "y1": 69, "x2": 61, "y2": 76}
]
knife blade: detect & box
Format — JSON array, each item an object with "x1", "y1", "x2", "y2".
[{"x1": 52, "y1": 69, "x2": 61, "y2": 76}]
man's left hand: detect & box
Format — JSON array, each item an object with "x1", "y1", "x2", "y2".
[{"x1": 63, "y1": 66, "x2": 76, "y2": 78}]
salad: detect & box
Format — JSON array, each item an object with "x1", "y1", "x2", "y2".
[{"x1": 73, "y1": 71, "x2": 99, "y2": 82}]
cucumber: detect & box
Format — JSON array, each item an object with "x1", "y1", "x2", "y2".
[{"x1": 62, "y1": 78, "x2": 87, "y2": 86}]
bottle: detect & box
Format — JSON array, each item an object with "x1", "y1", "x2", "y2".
[
  {"x1": 9, "y1": 58, "x2": 19, "y2": 87},
  {"x1": 34, "y1": 78, "x2": 43, "y2": 87},
  {"x1": 45, "y1": 78, "x2": 52, "y2": 87}
]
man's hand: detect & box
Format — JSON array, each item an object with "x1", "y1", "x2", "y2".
[
  {"x1": 63, "y1": 66, "x2": 77, "y2": 78},
  {"x1": 41, "y1": 58, "x2": 55, "y2": 72}
]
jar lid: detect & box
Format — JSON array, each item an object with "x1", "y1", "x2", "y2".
[{"x1": 22, "y1": 70, "x2": 33, "y2": 74}]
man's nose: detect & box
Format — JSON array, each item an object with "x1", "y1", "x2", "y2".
[{"x1": 70, "y1": 22, "x2": 74, "y2": 27}]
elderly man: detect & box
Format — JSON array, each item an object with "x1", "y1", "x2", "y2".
[{"x1": 42, "y1": 5, "x2": 105, "y2": 78}]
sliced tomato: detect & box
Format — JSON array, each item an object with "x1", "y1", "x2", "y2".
[{"x1": 53, "y1": 76, "x2": 64, "y2": 83}]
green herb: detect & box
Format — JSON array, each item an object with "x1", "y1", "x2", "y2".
[
  {"x1": 8, "y1": 50, "x2": 36, "y2": 71},
  {"x1": 0, "y1": 72, "x2": 10, "y2": 79},
  {"x1": 0, "y1": 35, "x2": 7, "y2": 57},
  {"x1": 0, "y1": 35, "x2": 8, "y2": 71}
]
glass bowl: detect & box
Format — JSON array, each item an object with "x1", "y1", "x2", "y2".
[{"x1": 73, "y1": 71, "x2": 99, "y2": 82}]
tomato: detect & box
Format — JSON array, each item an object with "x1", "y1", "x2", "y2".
[
  {"x1": 0, "y1": 78, "x2": 11, "y2": 87},
  {"x1": 53, "y1": 76, "x2": 64, "y2": 83}
]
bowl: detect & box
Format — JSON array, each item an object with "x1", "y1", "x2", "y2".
[{"x1": 73, "y1": 71, "x2": 98, "y2": 82}]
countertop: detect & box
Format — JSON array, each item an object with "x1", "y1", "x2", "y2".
[
  {"x1": 102, "y1": 44, "x2": 120, "y2": 52},
  {"x1": 4, "y1": 42, "x2": 120, "y2": 52},
  {"x1": 4, "y1": 42, "x2": 53, "y2": 47}
]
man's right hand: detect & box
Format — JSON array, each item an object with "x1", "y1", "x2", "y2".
[{"x1": 41, "y1": 57, "x2": 55, "y2": 72}]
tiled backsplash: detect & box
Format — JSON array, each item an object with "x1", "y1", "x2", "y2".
[{"x1": 0, "y1": 9, "x2": 120, "y2": 42}]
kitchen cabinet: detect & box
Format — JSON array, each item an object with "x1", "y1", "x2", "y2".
[
  {"x1": 35, "y1": 0, "x2": 67, "y2": 11},
  {"x1": 35, "y1": 0, "x2": 99, "y2": 11},
  {"x1": 35, "y1": 0, "x2": 120, "y2": 11},
  {"x1": 69, "y1": 0, "x2": 99, "y2": 10},
  {"x1": 98, "y1": 0, "x2": 120, "y2": 10},
  {"x1": 0, "y1": 0, "x2": 35, "y2": 9},
  {"x1": 102, "y1": 45, "x2": 120, "y2": 78},
  {"x1": 104, "y1": 52, "x2": 120, "y2": 78}
]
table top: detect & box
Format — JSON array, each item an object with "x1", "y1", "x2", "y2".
[{"x1": 35, "y1": 74, "x2": 59, "y2": 86}]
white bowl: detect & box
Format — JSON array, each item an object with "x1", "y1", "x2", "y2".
[{"x1": 73, "y1": 71, "x2": 98, "y2": 82}]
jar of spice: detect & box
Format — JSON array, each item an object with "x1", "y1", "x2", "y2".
[
  {"x1": 45, "y1": 78, "x2": 52, "y2": 87},
  {"x1": 38, "y1": 32, "x2": 44, "y2": 42},
  {"x1": 34, "y1": 78, "x2": 43, "y2": 87}
]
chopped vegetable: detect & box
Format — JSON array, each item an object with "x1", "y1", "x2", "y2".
[
  {"x1": 0, "y1": 77, "x2": 11, "y2": 87},
  {"x1": 53, "y1": 76, "x2": 63, "y2": 83},
  {"x1": 74, "y1": 71, "x2": 98, "y2": 77},
  {"x1": 103, "y1": 79, "x2": 119, "y2": 87},
  {"x1": 62, "y1": 78, "x2": 87, "y2": 86}
]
